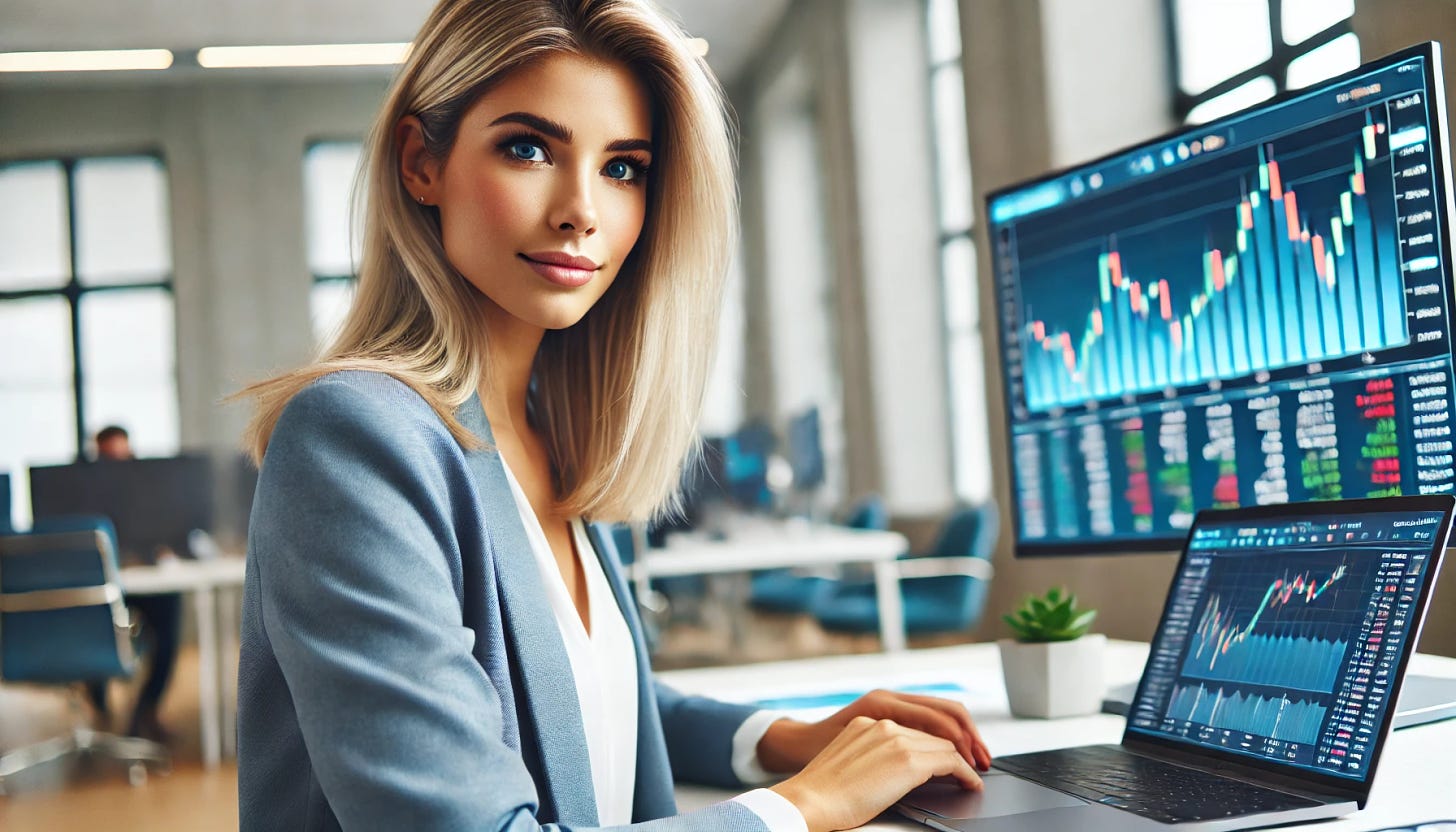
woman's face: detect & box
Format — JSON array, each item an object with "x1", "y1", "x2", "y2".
[{"x1": 409, "y1": 53, "x2": 654, "y2": 332}]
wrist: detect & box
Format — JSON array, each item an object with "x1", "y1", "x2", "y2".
[
  {"x1": 770, "y1": 778, "x2": 826, "y2": 832},
  {"x1": 756, "y1": 718, "x2": 814, "y2": 773}
]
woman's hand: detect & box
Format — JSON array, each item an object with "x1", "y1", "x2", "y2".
[
  {"x1": 769, "y1": 716, "x2": 983, "y2": 832},
  {"x1": 756, "y1": 688, "x2": 992, "y2": 774}
]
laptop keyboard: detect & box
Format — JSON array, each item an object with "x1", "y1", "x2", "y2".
[{"x1": 993, "y1": 745, "x2": 1324, "y2": 824}]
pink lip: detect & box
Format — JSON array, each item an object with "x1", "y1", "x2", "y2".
[{"x1": 519, "y1": 252, "x2": 599, "y2": 288}]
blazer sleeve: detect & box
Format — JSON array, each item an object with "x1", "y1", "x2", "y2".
[
  {"x1": 250, "y1": 378, "x2": 765, "y2": 832},
  {"x1": 654, "y1": 680, "x2": 762, "y2": 789}
]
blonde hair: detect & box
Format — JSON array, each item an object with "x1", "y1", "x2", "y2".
[{"x1": 237, "y1": 0, "x2": 736, "y2": 523}]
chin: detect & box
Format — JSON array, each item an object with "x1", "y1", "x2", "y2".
[{"x1": 528, "y1": 301, "x2": 596, "y2": 331}]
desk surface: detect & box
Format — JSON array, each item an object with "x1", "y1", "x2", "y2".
[
  {"x1": 659, "y1": 641, "x2": 1456, "y2": 831},
  {"x1": 119, "y1": 556, "x2": 247, "y2": 595},
  {"x1": 642, "y1": 523, "x2": 909, "y2": 577}
]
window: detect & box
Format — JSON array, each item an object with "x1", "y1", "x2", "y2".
[
  {"x1": 925, "y1": 0, "x2": 991, "y2": 503},
  {"x1": 0, "y1": 155, "x2": 178, "y2": 527},
  {"x1": 304, "y1": 141, "x2": 364, "y2": 346},
  {"x1": 1168, "y1": 0, "x2": 1358, "y2": 124}
]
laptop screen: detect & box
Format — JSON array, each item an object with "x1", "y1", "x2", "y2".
[{"x1": 1126, "y1": 498, "x2": 1452, "y2": 783}]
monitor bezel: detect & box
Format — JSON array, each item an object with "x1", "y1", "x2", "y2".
[
  {"x1": 1118, "y1": 493, "x2": 1455, "y2": 804},
  {"x1": 984, "y1": 41, "x2": 1455, "y2": 557}
]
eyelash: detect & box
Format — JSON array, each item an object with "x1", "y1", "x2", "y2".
[{"x1": 495, "y1": 131, "x2": 651, "y2": 185}]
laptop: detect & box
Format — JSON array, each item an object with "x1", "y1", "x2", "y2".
[{"x1": 897, "y1": 495, "x2": 1456, "y2": 831}]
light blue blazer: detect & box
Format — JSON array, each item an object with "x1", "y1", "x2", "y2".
[{"x1": 237, "y1": 371, "x2": 769, "y2": 831}]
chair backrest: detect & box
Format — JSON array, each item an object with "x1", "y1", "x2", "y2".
[
  {"x1": 927, "y1": 502, "x2": 1000, "y2": 559},
  {"x1": 0, "y1": 516, "x2": 134, "y2": 683},
  {"x1": 918, "y1": 502, "x2": 1000, "y2": 631},
  {"x1": 842, "y1": 494, "x2": 889, "y2": 531}
]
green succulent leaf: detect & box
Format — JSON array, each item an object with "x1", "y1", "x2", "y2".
[{"x1": 1004, "y1": 586, "x2": 1099, "y2": 643}]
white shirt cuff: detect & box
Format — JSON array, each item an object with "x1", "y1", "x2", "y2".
[
  {"x1": 731, "y1": 710, "x2": 792, "y2": 785},
  {"x1": 732, "y1": 788, "x2": 809, "y2": 832}
]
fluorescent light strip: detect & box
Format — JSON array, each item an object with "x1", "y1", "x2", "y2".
[
  {"x1": 0, "y1": 49, "x2": 174, "y2": 73},
  {"x1": 197, "y1": 42, "x2": 412, "y2": 68}
]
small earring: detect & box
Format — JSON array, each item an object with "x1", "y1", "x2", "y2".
[{"x1": 416, "y1": 195, "x2": 425, "y2": 204}]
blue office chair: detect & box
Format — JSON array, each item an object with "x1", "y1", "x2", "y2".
[
  {"x1": 0, "y1": 517, "x2": 170, "y2": 789},
  {"x1": 811, "y1": 502, "x2": 998, "y2": 638},
  {"x1": 749, "y1": 494, "x2": 890, "y2": 614}
]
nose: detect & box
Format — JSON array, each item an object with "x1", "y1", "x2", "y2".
[{"x1": 549, "y1": 169, "x2": 598, "y2": 236}]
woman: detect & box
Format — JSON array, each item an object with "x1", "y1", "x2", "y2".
[{"x1": 236, "y1": 1, "x2": 990, "y2": 830}]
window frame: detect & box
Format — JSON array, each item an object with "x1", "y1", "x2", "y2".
[
  {"x1": 925, "y1": 0, "x2": 990, "y2": 503},
  {"x1": 303, "y1": 137, "x2": 365, "y2": 347},
  {"x1": 1165, "y1": 0, "x2": 1355, "y2": 122},
  {"x1": 0, "y1": 151, "x2": 175, "y2": 459}
]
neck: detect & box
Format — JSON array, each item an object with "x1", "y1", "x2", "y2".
[{"x1": 477, "y1": 298, "x2": 545, "y2": 440}]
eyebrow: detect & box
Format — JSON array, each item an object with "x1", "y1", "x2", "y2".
[{"x1": 489, "y1": 111, "x2": 652, "y2": 155}]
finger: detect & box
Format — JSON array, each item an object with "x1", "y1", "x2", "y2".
[
  {"x1": 890, "y1": 702, "x2": 979, "y2": 767},
  {"x1": 933, "y1": 745, "x2": 984, "y2": 791},
  {"x1": 896, "y1": 693, "x2": 993, "y2": 769}
]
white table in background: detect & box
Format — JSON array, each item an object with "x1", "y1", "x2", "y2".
[
  {"x1": 632, "y1": 520, "x2": 912, "y2": 651},
  {"x1": 119, "y1": 556, "x2": 246, "y2": 770},
  {"x1": 660, "y1": 640, "x2": 1456, "y2": 830}
]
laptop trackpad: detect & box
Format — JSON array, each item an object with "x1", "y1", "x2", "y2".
[{"x1": 902, "y1": 773, "x2": 1087, "y2": 819}]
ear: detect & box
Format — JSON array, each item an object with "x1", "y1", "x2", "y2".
[{"x1": 397, "y1": 115, "x2": 443, "y2": 206}]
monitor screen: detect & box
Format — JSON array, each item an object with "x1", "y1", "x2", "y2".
[
  {"x1": 986, "y1": 43, "x2": 1456, "y2": 554},
  {"x1": 29, "y1": 455, "x2": 214, "y2": 564},
  {"x1": 0, "y1": 472, "x2": 10, "y2": 534},
  {"x1": 1126, "y1": 498, "x2": 1452, "y2": 786}
]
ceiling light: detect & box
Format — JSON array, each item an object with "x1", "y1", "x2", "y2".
[
  {"x1": 197, "y1": 42, "x2": 411, "y2": 69},
  {"x1": 688, "y1": 38, "x2": 709, "y2": 58},
  {"x1": 0, "y1": 49, "x2": 174, "y2": 73}
]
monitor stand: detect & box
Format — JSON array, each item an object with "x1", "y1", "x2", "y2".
[{"x1": 1101, "y1": 675, "x2": 1456, "y2": 729}]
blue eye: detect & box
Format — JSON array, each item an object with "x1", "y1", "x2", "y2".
[
  {"x1": 605, "y1": 159, "x2": 640, "y2": 181},
  {"x1": 509, "y1": 141, "x2": 546, "y2": 162}
]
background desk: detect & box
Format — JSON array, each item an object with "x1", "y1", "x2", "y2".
[
  {"x1": 119, "y1": 557, "x2": 246, "y2": 769},
  {"x1": 634, "y1": 522, "x2": 911, "y2": 650},
  {"x1": 660, "y1": 640, "x2": 1456, "y2": 830}
]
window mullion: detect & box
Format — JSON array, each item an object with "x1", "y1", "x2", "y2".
[{"x1": 63, "y1": 159, "x2": 85, "y2": 460}]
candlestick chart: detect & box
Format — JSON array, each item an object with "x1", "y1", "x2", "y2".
[
  {"x1": 1180, "y1": 560, "x2": 1354, "y2": 691},
  {"x1": 1017, "y1": 109, "x2": 1407, "y2": 413}
]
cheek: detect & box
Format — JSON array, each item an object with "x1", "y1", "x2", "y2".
[
  {"x1": 442, "y1": 171, "x2": 536, "y2": 259},
  {"x1": 606, "y1": 189, "x2": 649, "y2": 258}
]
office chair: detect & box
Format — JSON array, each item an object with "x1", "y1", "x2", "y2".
[
  {"x1": 0, "y1": 517, "x2": 171, "y2": 789},
  {"x1": 811, "y1": 502, "x2": 998, "y2": 638},
  {"x1": 749, "y1": 494, "x2": 889, "y2": 614}
]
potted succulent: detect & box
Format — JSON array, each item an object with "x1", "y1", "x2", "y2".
[{"x1": 998, "y1": 587, "x2": 1106, "y2": 718}]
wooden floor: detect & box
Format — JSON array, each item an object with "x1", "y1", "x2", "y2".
[{"x1": 0, "y1": 595, "x2": 974, "y2": 830}]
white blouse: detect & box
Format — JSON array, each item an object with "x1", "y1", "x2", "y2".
[{"x1": 499, "y1": 458, "x2": 805, "y2": 831}]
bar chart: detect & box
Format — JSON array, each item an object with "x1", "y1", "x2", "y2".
[{"x1": 1020, "y1": 110, "x2": 1408, "y2": 413}]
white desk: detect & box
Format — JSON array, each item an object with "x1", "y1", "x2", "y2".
[
  {"x1": 119, "y1": 557, "x2": 246, "y2": 770},
  {"x1": 660, "y1": 641, "x2": 1456, "y2": 830},
  {"x1": 633, "y1": 521, "x2": 912, "y2": 650}
]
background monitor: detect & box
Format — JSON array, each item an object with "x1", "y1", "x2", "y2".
[
  {"x1": 986, "y1": 43, "x2": 1456, "y2": 555},
  {"x1": 786, "y1": 406, "x2": 826, "y2": 491},
  {"x1": 29, "y1": 455, "x2": 215, "y2": 564},
  {"x1": 0, "y1": 472, "x2": 10, "y2": 533}
]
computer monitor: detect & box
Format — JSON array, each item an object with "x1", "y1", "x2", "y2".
[
  {"x1": 987, "y1": 42, "x2": 1456, "y2": 555},
  {"x1": 786, "y1": 406, "x2": 826, "y2": 491},
  {"x1": 0, "y1": 472, "x2": 11, "y2": 534},
  {"x1": 29, "y1": 455, "x2": 215, "y2": 564}
]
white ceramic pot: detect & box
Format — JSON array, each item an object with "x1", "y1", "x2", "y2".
[{"x1": 998, "y1": 633, "x2": 1107, "y2": 719}]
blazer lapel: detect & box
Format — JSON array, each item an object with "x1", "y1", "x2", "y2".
[
  {"x1": 456, "y1": 394, "x2": 597, "y2": 826},
  {"x1": 584, "y1": 522, "x2": 678, "y2": 821}
]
